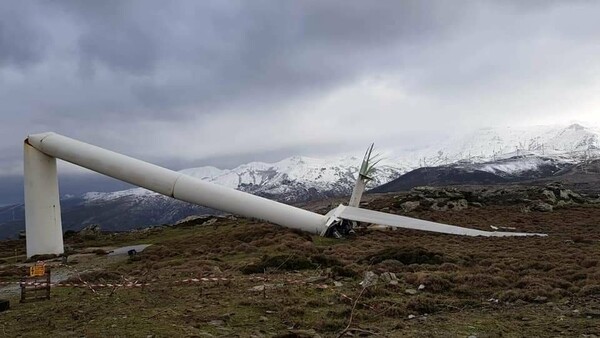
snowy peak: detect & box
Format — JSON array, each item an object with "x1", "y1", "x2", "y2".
[
  {"x1": 82, "y1": 122, "x2": 600, "y2": 203},
  {"x1": 84, "y1": 155, "x2": 406, "y2": 203},
  {"x1": 416, "y1": 123, "x2": 600, "y2": 166}
]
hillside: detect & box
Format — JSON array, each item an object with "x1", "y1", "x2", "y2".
[
  {"x1": 2, "y1": 123, "x2": 600, "y2": 239},
  {"x1": 1, "y1": 187, "x2": 599, "y2": 337}
]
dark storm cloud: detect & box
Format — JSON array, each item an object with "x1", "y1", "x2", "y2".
[{"x1": 2, "y1": 1, "x2": 600, "y2": 203}]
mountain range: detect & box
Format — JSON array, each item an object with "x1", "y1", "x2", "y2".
[{"x1": 1, "y1": 122, "x2": 599, "y2": 239}]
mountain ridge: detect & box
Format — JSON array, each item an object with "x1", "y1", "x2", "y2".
[{"x1": 2, "y1": 122, "x2": 599, "y2": 239}]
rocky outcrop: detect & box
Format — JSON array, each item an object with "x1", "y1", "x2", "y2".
[{"x1": 391, "y1": 183, "x2": 595, "y2": 213}]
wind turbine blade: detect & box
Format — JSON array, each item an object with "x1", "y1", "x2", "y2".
[{"x1": 335, "y1": 205, "x2": 546, "y2": 237}]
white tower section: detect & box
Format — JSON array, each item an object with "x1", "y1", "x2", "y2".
[
  {"x1": 23, "y1": 132, "x2": 545, "y2": 257},
  {"x1": 24, "y1": 140, "x2": 64, "y2": 256},
  {"x1": 24, "y1": 132, "x2": 328, "y2": 257}
]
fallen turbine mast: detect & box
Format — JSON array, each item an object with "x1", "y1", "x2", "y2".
[{"x1": 23, "y1": 132, "x2": 545, "y2": 257}]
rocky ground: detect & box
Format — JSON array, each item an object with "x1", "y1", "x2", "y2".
[
  {"x1": 380, "y1": 182, "x2": 600, "y2": 214},
  {"x1": 0, "y1": 186, "x2": 599, "y2": 337}
]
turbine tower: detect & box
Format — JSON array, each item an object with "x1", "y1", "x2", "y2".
[{"x1": 23, "y1": 132, "x2": 545, "y2": 258}]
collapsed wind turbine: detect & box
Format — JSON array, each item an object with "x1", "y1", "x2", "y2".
[{"x1": 23, "y1": 132, "x2": 545, "y2": 257}]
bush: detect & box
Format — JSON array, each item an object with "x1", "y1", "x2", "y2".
[
  {"x1": 240, "y1": 254, "x2": 316, "y2": 274},
  {"x1": 364, "y1": 247, "x2": 445, "y2": 265}
]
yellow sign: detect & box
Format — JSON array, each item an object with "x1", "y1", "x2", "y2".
[{"x1": 29, "y1": 262, "x2": 46, "y2": 277}]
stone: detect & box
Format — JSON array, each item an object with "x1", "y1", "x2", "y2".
[
  {"x1": 249, "y1": 285, "x2": 264, "y2": 292},
  {"x1": 380, "y1": 272, "x2": 398, "y2": 284},
  {"x1": 555, "y1": 200, "x2": 571, "y2": 209},
  {"x1": 333, "y1": 281, "x2": 343, "y2": 287},
  {"x1": 401, "y1": 201, "x2": 420, "y2": 213},
  {"x1": 418, "y1": 284, "x2": 426, "y2": 290},
  {"x1": 405, "y1": 289, "x2": 418, "y2": 295},
  {"x1": 419, "y1": 197, "x2": 436, "y2": 208},
  {"x1": 305, "y1": 276, "x2": 327, "y2": 283},
  {"x1": 540, "y1": 190, "x2": 557, "y2": 204},
  {"x1": 79, "y1": 224, "x2": 101, "y2": 237},
  {"x1": 359, "y1": 271, "x2": 378, "y2": 288},
  {"x1": 408, "y1": 314, "x2": 416, "y2": 319},
  {"x1": 288, "y1": 329, "x2": 322, "y2": 338},
  {"x1": 447, "y1": 199, "x2": 468, "y2": 211},
  {"x1": 531, "y1": 201, "x2": 553, "y2": 212},
  {"x1": 202, "y1": 218, "x2": 218, "y2": 226},
  {"x1": 209, "y1": 320, "x2": 224, "y2": 326}
]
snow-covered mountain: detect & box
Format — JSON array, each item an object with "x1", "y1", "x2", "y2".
[
  {"x1": 407, "y1": 123, "x2": 600, "y2": 167},
  {"x1": 83, "y1": 122, "x2": 600, "y2": 204},
  {"x1": 2, "y1": 122, "x2": 599, "y2": 239},
  {"x1": 84, "y1": 155, "x2": 408, "y2": 203}
]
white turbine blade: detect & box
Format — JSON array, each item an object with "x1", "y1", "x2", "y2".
[{"x1": 336, "y1": 205, "x2": 546, "y2": 237}]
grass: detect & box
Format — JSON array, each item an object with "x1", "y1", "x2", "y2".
[{"x1": 1, "y1": 196, "x2": 600, "y2": 336}]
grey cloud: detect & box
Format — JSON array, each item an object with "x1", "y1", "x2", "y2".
[
  {"x1": 0, "y1": 2, "x2": 47, "y2": 67},
  {"x1": 1, "y1": 1, "x2": 600, "y2": 204}
]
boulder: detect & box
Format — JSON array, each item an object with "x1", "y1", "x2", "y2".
[
  {"x1": 359, "y1": 271, "x2": 378, "y2": 288},
  {"x1": 530, "y1": 201, "x2": 553, "y2": 212},
  {"x1": 447, "y1": 199, "x2": 468, "y2": 211},
  {"x1": 380, "y1": 272, "x2": 398, "y2": 284},
  {"x1": 79, "y1": 224, "x2": 101, "y2": 238},
  {"x1": 540, "y1": 190, "x2": 557, "y2": 204},
  {"x1": 401, "y1": 201, "x2": 420, "y2": 213}
]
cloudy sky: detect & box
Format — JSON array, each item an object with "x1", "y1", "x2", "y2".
[{"x1": 2, "y1": 1, "x2": 600, "y2": 204}]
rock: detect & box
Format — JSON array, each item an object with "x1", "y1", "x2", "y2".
[
  {"x1": 287, "y1": 329, "x2": 322, "y2": 338},
  {"x1": 380, "y1": 272, "x2": 398, "y2": 284},
  {"x1": 400, "y1": 201, "x2": 420, "y2": 213},
  {"x1": 430, "y1": 201, "x2": 448, "y2": 212},
  {"x1": 540, "y1": 190, "x2": 557, "y2": 204},
  {"x1": 408, "y1": 314, "x2": 416, "y2": 319},
  {"x1": 531, "y1": 201, "x2": 553, "y2": 212},
  {"x1": 333, "y1": 281, "x2": 343, "y2": 287},
  {"x1": 555, "y1": 200, "x2": 572, "y2": 209},
  {"x1": 418, "y1": 284, "x2": 426, "y2": 290},
  {"x1": 419, "y1": 197, "x2": 436, "y2": 208},
  {"x1": 305, "y1": 276, "x2": 328, "y2": 283},
  {"x1": 405, "y1": 289, "x2": 418, "y2": 295},
  {"x1": 202, "y1": 218, "x2": 218, "y2": 226},
  {"x1": 209, "y1": 320, "x2": 224, "y2": 326},
  {"x1": 79, "y1": 224, "x2": 101, "y2": 237},
  {"x1": 249, "y1": 284, "x2": 272, "y2": 292},
  {"x1": 447, "y1": 199, "x2": 468, "y2": 211},
  {"x1": 412, "y1": 186, "x2": 436, "y2": 194},
  {"x1": 359, "y1": 271, "x2": 378, "y2": 288}
]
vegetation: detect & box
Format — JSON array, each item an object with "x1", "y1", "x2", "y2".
[{"x1": 1, "y1": 194, "x2": 599, "y2": 336}]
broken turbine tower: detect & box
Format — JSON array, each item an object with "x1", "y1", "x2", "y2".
[{"x1": 23, "y1": 132, "x2": 545, "y2": 257}]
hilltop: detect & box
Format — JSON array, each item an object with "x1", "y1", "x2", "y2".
[{"x1": 1, "y1": 186, "x2": 599, "y2": 337}]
